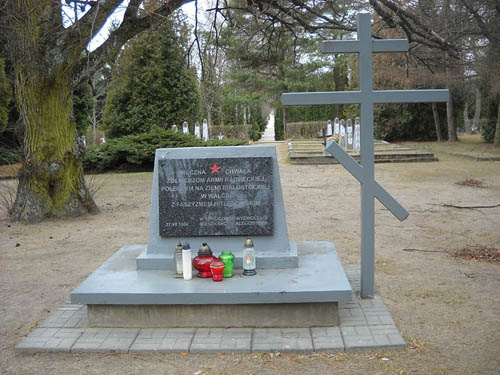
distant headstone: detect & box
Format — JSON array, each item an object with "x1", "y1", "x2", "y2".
[
  {"x1": 202, "y1": 119, "x2": 209, "y2": 141},
  {"x1": 346, "y1": 119, "x2": 353, "y2": 151},
  {"x1": 218, "y1": 133, "x2": 224, "y2": 140},
  {"x1": 182, "y1": 121, "x2": 189, "y2": 135},
  {"x1": 194, "y1": 122, "x2": 201, "y2": 139},
  {"x1": 340, "y1": 119, "x2": 346, "y2": 149},
  {"x1": 354, "y1": 117, "x2": 361, "y2": 152},
  {"x1": 327, "y1": 120, "x2": 333, "y2": 136},
  {"x1": 137, "y1": 145, "x2": 295, "y2": 270},
  {"x1": 172, "y1": 124, "x2": 178, "y2": 132}
]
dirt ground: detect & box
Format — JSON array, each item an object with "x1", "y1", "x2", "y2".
[{"x1": 1, "y1": 142, "x2": 499, "y2": 374}]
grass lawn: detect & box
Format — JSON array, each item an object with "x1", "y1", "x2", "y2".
[{"x1": 401, "y1": 134, "x2": 500, "y2": 159}]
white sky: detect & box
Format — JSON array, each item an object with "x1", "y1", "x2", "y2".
[{"x1": 84, "y1": 0, "x2": 210, "y2": 51}]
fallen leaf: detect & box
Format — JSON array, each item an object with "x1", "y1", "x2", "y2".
[{"x1": 192, "y1": 371, "x2": 202, "y2": 375}]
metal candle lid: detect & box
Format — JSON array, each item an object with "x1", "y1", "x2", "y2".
[
  {"x1": 182, "y1": 242, "x2": 190, "y2": 250},
  {"x1": 244, "y1": 238, "x2": 254, "y2": 248},
  {"x1": 198, "y1": 242, "x2": 213, "y2": 256},
  {"x1": 175, "y1": 242, "x2": 182, "y2": 253}
]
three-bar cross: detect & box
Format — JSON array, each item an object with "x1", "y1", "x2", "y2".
[{"x1": 281, "y1": 13, "x2": 449, "y2": 298}]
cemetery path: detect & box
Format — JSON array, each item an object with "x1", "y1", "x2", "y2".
[
  {"x1": 1, "y1": 144, "x2": 500, "y2": 374},
  {"x1": 256, "y1": 111, "x2": 276, "y2": 142}
]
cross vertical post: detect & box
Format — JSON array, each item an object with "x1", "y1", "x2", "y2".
[
  {"x1": 281, "y1": 13, "x2": 448, "y2": 298},
  {"x1": 358, "y1": 13, "x2": 376, "y2": 298}
]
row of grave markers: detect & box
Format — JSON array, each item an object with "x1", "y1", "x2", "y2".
[
  {"x1": 170, "y1": 119, "x2": 224, "y2": 141},
  {"x1": 323, "y1": 117, "x2": 361, "y2": 152}
]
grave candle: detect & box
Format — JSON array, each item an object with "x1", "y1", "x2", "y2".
[
  {"x1": 210, "y1": 257, "x2": 225, "y2": 282},
  {"x1": 172, "y1": 124, "x2": 178, "y2": 132},
  {"x1": 193, "y1": 242, "x2": 215, "y2": 278},
  {"x1": 182, "y1": 242, "x2": 192, "y2": 280},
  {"x1": 182, "y1": 121, "x2": 189, "y2": 135},
  {"x1": 242, "y1": 238, "x2": 257, "y2": 276},
  {"x1": 174, "y1": 242, "x2": 183, "y2": 275}
]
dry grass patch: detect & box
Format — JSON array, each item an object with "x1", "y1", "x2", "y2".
[
  {"x1": 401, "y1": 288, "x2": 468, "y2": 305},
  {"x1": 452, "y1": 246, "x2": 500, "y2": 264},
  {"x1": 455, "y1": 178, "x2": 485, "y2": 188}
]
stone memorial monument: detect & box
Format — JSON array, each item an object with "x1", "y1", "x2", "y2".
[
  {"x1": 182, "y1": 121, "x2": 189, "y2": 135},
  {"x1": 138, "y1": 145, "x2": 295, "y2": 270},
  {"x1": 71, "y1": 144, "x2": 351, "y2": 328}
]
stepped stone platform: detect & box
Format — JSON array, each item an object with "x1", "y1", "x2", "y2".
[
  {"x1": 17, "y1": 265, "x2": 405, "y2": 353},
  {"x1": 289, "y1": 139, "x2": 438, "y2": 165},
  {"x1": 70, "y1": 242, "x2": 352, "y2": 328}
]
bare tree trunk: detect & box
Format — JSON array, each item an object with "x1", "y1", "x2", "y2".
[
  {"x1": 447, "y1": 87, "x2": 458, "y2": 142},
  {"x1": 473, "y1": 85, "x2": 481, "y2": 133},
  {"x1": 433, "y1": 102, "x2": 443, "y2": 142},
  {"x1": 463, "y1": 101, "x2": 471, "y2": 135},
  {"x1": 494, "y1": 97, "x2": 500, "y2": 148}
]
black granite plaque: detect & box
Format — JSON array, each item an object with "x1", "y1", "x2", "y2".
[{"x1": 158, "y1": 157, "x2": 273, "y2": 237}]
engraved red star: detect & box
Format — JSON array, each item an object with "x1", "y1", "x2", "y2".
[{"x1": 209, "y1": 163, "x2": 221, "y2": 174}]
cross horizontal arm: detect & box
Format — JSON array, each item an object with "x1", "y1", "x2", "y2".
[
  {"x1": 373, "y1": 90, "x2": 449, "y2": 103},
  {"x1": 320, "y1": 39, "x2": 409, "y2": 54},
  {"x1": 320, "y1": 40, "x2": 359, "y2": 53},
  {"x1": 325, "y1": 141, "x2": 363, "y2": 182},
  {"x1": 372, "y1": 39, "x2": 409, "y2": 52},
  {"x1": 281, "y1": 91, "x2": 361, "y2": 106}
]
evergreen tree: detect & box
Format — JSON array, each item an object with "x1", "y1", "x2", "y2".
[{"x1": 103, "y1": 20, "x2": 199, "y2": 137}]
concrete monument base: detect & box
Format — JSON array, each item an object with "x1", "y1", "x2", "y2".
[
  {"x1": 71, "y1": 242, "x2": 352, "y2": 328},
  {"x1": 88, "y1": 302, "x2": 338, "y2": 328}
]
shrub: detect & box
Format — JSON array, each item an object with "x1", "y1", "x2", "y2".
[
  {"x1": 374, "y1": 103, "x2": 447, "y2": 141},
  {"x1": 481, "y1": 118, "x2": 496, "y2": 143},
  {"x1": 250, "y1": 122, "x2": 261, "y2": 141},
  {"x1": 83, "y1": 127, "x2": 246, "y2": 172}
]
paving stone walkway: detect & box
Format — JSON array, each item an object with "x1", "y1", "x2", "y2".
[
  {"x1": 256, "y1": 111, "x2": 276, "y2": 143},
  {"x1": 16, "y1": 266, "x2": 406, "y2": 353}
]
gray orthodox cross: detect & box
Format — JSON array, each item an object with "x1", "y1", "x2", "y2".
[{"x1": 281, "y1": 13, "x2": 449, "y2": 298}]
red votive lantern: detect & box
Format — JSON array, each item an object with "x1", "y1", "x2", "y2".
[
  {"x1": 210, "y1": 257, "x2": 225, "y2": 282},
  {"x1": 193, "y1": 243, "x2": 215, "y2": 278}
]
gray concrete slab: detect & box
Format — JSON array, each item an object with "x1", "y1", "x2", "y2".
[
  {"x1": 71, "y1": 242, "x2": 352, "y2": 306},
  {"x1": 17, "y1": 264, "x2": 406, "y2": 353}
]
